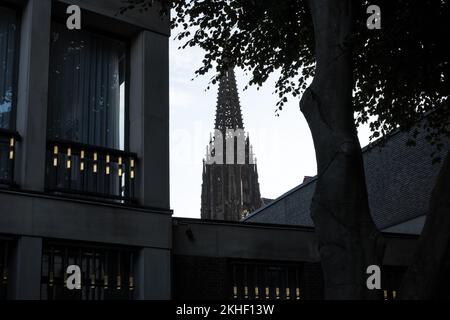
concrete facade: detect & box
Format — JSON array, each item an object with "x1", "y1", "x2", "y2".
[{"x1": 0, "y1": 0, "x2": 172, "y2": 300}]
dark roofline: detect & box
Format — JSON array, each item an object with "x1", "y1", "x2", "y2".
[
  {"x1": 174, "y1": 217, "x2": 316, "y2": 232},
  {"x1": 174, "y1": 217, "x2": 419, "y2": 239},
  {"x1": 243, "y1": 177, "x2": 317, "y2": 221},
  {"x1": 244, "y1": 129, "x2": 403, "y2": 222},
  {"x1": 381, "y1": 213, "x2": 427, "y2": 231}
]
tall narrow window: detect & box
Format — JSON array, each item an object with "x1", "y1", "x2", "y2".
[
  {"x1": 46, "y1": 23, "x2": 134, "y2": 202},
  {"x1": 48, "y1": 23, "x2": 127, "y2": 150},
  {"x1": 0, "y1": 6, "x2": 18, "y2": 130},
  {"x1": 0, "y1": 6, "x2": 19, "y2": 185}
]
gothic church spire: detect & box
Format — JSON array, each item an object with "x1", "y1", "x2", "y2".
[
  {"x1": 201, "y1": 68, "x2": 263, "y2": 221},
  {"x1": 214, "y1": 68, "x2": 244, "y2": 131}
]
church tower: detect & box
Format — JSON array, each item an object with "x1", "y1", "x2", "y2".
[{"x1": 201, "y1": 69, "x2": 262, "y2": 221}]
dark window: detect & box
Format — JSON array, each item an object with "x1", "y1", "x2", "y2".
[
  {"x1": 230, "y1": 260, "x2": 303, "y2": 300},
  {"x1": 46, "y1": 23, "x2": 135, "y2": 202},
  {"x1": 382, "y1": 266, "x2": 406, "y2": 300},
  {"x1": 0, "y1": 5, "x2": 19, "y2": 185},
  {"x1": 0, "y1": 5, "x2": 18, "y2": 130},
  {"x1": 41, "y1": 241, "x2": 136, "y2": 300},
  {"x1": 47, "y1": 23, "x2": 127, "y2": 150}
]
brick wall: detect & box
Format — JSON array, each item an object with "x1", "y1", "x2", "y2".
[
  {"x1": 301, "y1": 262, "x2": 324, "y2": 300},
  {"x1": 173, "y1": 255, "x2": 230, "y2": 300}
]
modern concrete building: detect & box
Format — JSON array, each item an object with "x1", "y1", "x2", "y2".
[
  {"x1": 0, "y1": 0, "x2": 421, "y2": 301},
  {"x1": 0, "y1": 0, "x2": 171, "y2": 300}
]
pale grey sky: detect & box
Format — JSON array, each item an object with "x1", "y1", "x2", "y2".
[{"x1": 169, "y1": 29, "x2": 372, "y2": 218}]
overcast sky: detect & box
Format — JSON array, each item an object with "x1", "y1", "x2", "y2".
[{"x1": 169, "y1": 29, "x2": 372, "y2": 219}]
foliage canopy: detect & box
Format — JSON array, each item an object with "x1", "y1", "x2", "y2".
[{"x1": 122, "y1": 0, "x2": 450, "y2": 156}]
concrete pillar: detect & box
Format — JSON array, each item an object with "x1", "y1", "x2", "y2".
[
  {"x1": 129, "y1": 29, "x2": 172, "y2": 297},
  {"x1": 134, "y1": 248, "x2": 171, "y2": 300},
  {"x1": 9, "y1": 236, "x2": 43, "y2": 300},
  {"x1": 15, "y1": 0, "x2": 52, "y2": 191},
  {"x1": 129, "y1": 30, "x2": 170, "y2": 209}
]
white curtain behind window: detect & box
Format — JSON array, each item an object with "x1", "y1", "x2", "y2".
[{"x1": 48, "y1": 23, "x2": 126, "y2": 150}]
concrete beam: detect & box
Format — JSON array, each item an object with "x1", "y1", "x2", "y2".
[
  {"x1": 0, "y1": 190, "x2": 172, "y2": 249},
  {"x1": 173, "y1": 218, "x2": 321, "y2": 262},
  {"x1": 57, "y1": 0, "x2": 170, "y2": 36}
]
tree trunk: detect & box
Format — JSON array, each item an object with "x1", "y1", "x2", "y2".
[
  {"x1": 300, "y1": 0, "x2": 383, "y2": 299},
  {"x1": 400, "y1": 150, "x2": 450, "y2": 299}
]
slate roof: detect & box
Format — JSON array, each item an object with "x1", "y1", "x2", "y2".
[
  {"x1": 245, "y1": 129, "x2": 449, "y2": 234},
  {"x1": 261, "y1": 198, "x2": 275, "y2": 206}
]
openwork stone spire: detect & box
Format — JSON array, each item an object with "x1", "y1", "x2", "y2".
[{"x1": 214, "y1": 68, "x2": 244, "y2": 131}]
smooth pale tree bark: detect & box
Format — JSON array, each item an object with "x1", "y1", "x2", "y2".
[
  {"x1": 300, "y1": 0, "x2": 383, "y2": 299},
  {"x1": 400, "y1": 150, "x2": 450, "y2": 299}
]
